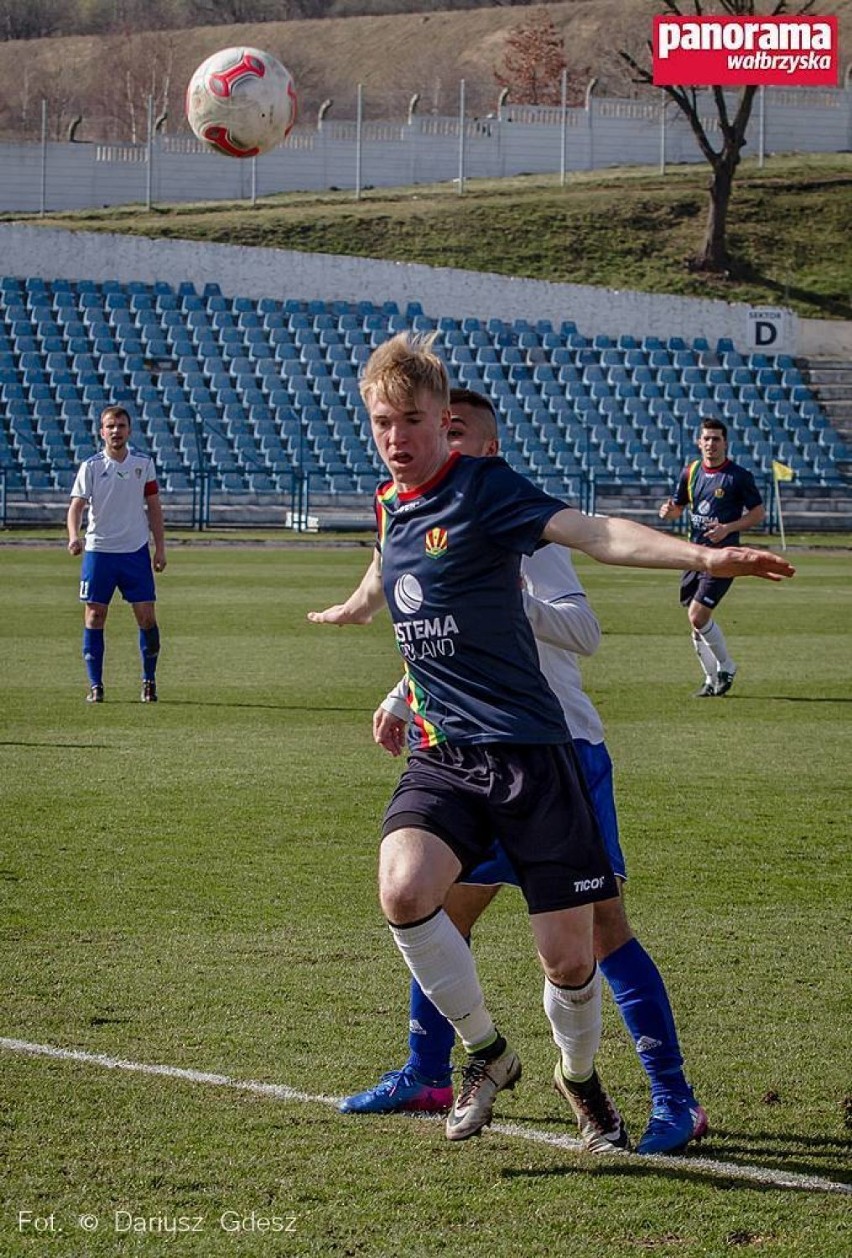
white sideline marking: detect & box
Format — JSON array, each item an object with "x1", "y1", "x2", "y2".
[{"x1": 3, "y1": 1037, "x2": 850, "y2": 1197}]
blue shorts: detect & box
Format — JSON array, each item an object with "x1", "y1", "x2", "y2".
[
  {"x1": 382, "y1": 740, "x2": 618, "y2": 915},
  {"x1": 79, "y1": 546, "x2": 156, "y2": 606},
  {"x1": 462, "y1": 739, "x2": 626, "y2": 888}
]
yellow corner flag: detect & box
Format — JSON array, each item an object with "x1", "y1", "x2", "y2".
[{"x1": 772, "y1": 460, "x2": 795, "y2": 482}]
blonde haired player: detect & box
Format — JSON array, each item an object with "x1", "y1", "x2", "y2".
[
  {"x1": 334, "y1": 389, "x2": 708, "y2": 1155},
  {"x1": 310, "y1": 333, "x2": 792, "y2": 1148}
]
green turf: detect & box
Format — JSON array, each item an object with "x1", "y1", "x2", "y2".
[{"x1": 0, "y1": 543, "x2": 850, "y2": 1257}]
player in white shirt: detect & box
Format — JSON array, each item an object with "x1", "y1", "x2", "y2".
[
  {"x1": 67, "y1": 405, "x2": 166, "y2": 704},
  {"x1": 336, "y1": 389, "x2": 708, "y2": 1156}
]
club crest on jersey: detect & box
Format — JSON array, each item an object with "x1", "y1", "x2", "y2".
[
  {"x1": 714, "y1": 487, "x2": 725, "y2": 498},
  {"x1": 425, "y1": 527, "x2": 448, "y2": 558}
]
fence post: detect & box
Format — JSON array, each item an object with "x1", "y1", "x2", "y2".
[
  {"x1": 145, "y1": 94, "x2": 154, "y2": 210},
  {"x1": 40, "y1": 100, "x2": 48, "y2": 216},
  {"x1": 765, "y1": 474, "x2": 776, "y2": 534},
  {"x1": 354, "y1": 83, "x2": 363, "y2": 201},
  {"x1": 585, "y1": 78, "x2": 597, "y2": 172},
  {"x1": 458, "y1": 79, "x2": 466, "y2": 195},
  {"x1": 559, "y1": 69, "x2": 568, "y2": 187},
  {"x1": 192, "y1": 471, "x2": 209, "y2": 531}
]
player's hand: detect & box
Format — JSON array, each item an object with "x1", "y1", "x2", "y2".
[
  {"x1": 658, "y1": 499, "x2": 678, "y2": 520},
  {"x1": 67, "y1": 539, "x2": 82, "y2": 556},
  {"x1": 705, "y1": 546, "x2": 795, "y2": 581},
  {"x1": 704, "y1": 521, "x2": 729, "y2": 544},
  {"x1": 373, "y1": 707, "x2": 407, "y2": 757},
  {"x1": 153, "y1": 549, "x2": 166, "y2": 573},
  {"x1": 307, "y1": 604, "x2": 373, "y2": 625}
]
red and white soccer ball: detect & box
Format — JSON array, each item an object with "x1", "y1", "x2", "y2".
[{"x1": 186, "y1": 46, "x2": 297, "y2": 158}]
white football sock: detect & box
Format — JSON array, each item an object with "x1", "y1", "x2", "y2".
[
  {"x1": 692, "y1": 629, "x2": 718, "y2": 682},
  {"x1": 698, "y1": 619, "x2": 734, "y2": 673},
  {"x1": 544, "y1": 966, "x2": 602, "y2": 1083},
  {"x1": 389, "y1": 910, "x2": 495, "y2": 1050}
]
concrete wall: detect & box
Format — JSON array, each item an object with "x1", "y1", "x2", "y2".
[
  {"x1": 2, "y1": 222, "x2": 849, "y2": 358},
  {"x1": 1, "y1": 87, "x2": 849, "y2": 214},
  {"x1": 796, "y1": 318, "x2": 852, "y2": 359}
]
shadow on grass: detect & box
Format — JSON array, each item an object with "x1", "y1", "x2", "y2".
[
  {"x1": 158, "y1": 700, "x2": 374, "y2": 712},
  {"x1": 730, "y1": 260, "x2": 852, "y2": 321},
  {"x1": 725, "y1": 696, "x2": 852, "y2": 705},
  {"x1": 500, "y1": 1157, "x2": 850, "y2": 1192},
  {"x1": 500, "y1": 1113, "x2": 852, "y2": 1190},
  {"x1": 498, "y1": 1134, "x2": 852, "y2": 1192}
]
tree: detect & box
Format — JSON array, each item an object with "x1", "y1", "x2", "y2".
[
  {"x1": 187, "y1": 0, "x2": 316, "y2": 21},
  {"x1": 0, "y1": 0, "x2": 61, "y2": 41},
  {"x1": 619, "y1": 0, "x2": 816, "y2": 275},
  {"x1": 85, "y1": 31, "x2": 174, "y2": 142},
  {"x1": 495, "y1": 10, "x2": 570, "y2": 107}
]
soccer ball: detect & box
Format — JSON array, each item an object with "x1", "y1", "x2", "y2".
[{"x1": 186, "y1": 46, "x2": 297, "y2": 158}]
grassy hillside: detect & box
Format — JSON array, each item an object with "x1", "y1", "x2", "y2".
[
  {"x1": 1, "y1": 1, "x2": 851, "y2": 133},
  {"x1": 11, "y1": 154, "x2": 852, "y2": 319}
]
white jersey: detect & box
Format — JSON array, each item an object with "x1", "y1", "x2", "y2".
[
  {"x1": 70, "y1": 447, "x2": 158, "y2": 554},
  {"x1": 382, "y1": 543, "x2": 606, "y2": 747},
  {"x1": 520, "y1": 545, "x2": 606, "y2": 747}
]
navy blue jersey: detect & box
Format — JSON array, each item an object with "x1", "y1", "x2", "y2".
[
  {"x1": 375, "y1": 452, "x2": 569, "y2": 748},
  {"x1": 674, "y1": 458, "x2": 763, "y2": 547}
]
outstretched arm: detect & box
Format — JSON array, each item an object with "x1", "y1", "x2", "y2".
[
  {"x1": 542, "y1": 509, "x2": 795, "y2": 581},
  {"x1": 307, "y1": 551, "x2": 385, "y2": 625}
]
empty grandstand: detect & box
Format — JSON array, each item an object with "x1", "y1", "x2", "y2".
[{"x1": 1, "y1": 273, "x2": 850, "y2": 530}]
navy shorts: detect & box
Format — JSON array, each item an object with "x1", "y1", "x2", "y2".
[
  {"x1": 381, "y1": 741, "x2": 618, "y2": 915},
  {"x1": 79, "y1": 546, "x2": 156, "y2": 606},
  {"x1": 463, "y1": 739, "x2": 626, "y2": 887},
  {"x1": 680, "y1": 569, "x2": 733, "y2": 610}
]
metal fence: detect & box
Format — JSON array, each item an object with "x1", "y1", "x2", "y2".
[{"x1": 1, "y1": 84, "x2": 849, "y2": 214}]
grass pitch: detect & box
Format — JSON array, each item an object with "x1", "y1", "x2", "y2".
[{"x1": 0, "y1": 541, "x2": 850, "y2": 1257}]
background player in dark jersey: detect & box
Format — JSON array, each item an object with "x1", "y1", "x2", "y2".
[
  {"x1": 311, "y1": 333, "x2": 792, "y2": 1151},
  {"x1": 67, "y1": 404, "x2": 165, "y2": 703},
  {"x1": 659, "y1": 418, "x2": 765, "y2": 697}
]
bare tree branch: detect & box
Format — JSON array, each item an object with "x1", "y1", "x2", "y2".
[{"x1": 619, "y1": 0, "x2": 820, "y2": 271}]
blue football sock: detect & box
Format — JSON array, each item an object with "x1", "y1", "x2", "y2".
[
  {"x1": 139, "y1": 625, "x2": 160, "y2": 682},
  {"x1": 599, "y1": 937, "x2": 690, "y2": 1103},
  {"x1": 82, "y1": 627, "x2": 104, "y2": 686},
  {"x1": 406, "y1": 975, "x2": 455, "y2": 1083}
]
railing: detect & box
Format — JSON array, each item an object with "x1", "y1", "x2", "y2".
[{"x1": 186, "y1": 466, "x2": 313, "y2": 532}]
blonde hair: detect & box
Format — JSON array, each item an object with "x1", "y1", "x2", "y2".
[{"x1": 360, "y1": 331, "x2": 449, "y2": 412}]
